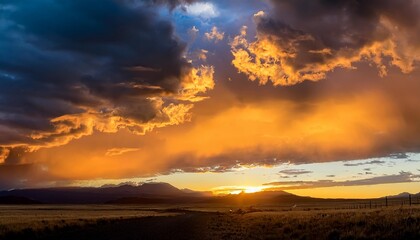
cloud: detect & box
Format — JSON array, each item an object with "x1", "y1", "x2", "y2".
[
  {"x1": 343, "y1": 160, "x2": 385, "y2": 167},
  {"x1": 231, "y1": 0, "x2": 420, "y2": 86},
  {"x1": 142, "y1": 0, "x2": 197, "y2": 9},
  {"x1": 191, "y1": 49, "x2": 209, "y2": 61},
  {"x1": 389, "y1": 153, "x2": 409, "y2": 159},
  {"x1": 0, "y1": 0, "x2": 214, "y2": 163},
  {"x1": 264, "y1": 171, "x2": 420, "y2": 190},
  {"x1": 184, "y1": 2, "x2": 219, "y2": 19},
  {"x1": 205, "y1": 26, "x2": 225, "y2": 42},
  {"x1": 405, "y1": 159, "x2": 420, "y2": 163},
  {"x1": 105, "y1": 148, "x2": 140, "y2": 157},
  {"x1": 0, "y1": 163, "x2": 63, "y2": 190},
  {"x1": 178, "y1": 65, "x2": 215, "y2": 102},
  {"x1": 278, "y1": 169, "x2": 312, "y2": 175},
  {"x1": 0, "y1": 148, "x2": 10, "y2": 164},
  {"x1": 188, "y1": 26, "x2": 200, "y2": 41}
]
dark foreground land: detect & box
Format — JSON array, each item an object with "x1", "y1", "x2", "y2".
[{"x1": 0, "y1": 205, "x2": 419, "y2": 240}]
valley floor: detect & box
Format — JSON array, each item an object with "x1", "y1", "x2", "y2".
[{"x1": 0, "y1": 205, "x2": 419, "y2": 240}]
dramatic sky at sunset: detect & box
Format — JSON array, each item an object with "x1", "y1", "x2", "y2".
[{"x1": 0, "y1": 0, "x2": 419, "y2": 198}]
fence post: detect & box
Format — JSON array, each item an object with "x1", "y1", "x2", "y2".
[
  {"x1": 409, "y1": 194, "x2": 412, "y2": 206},
  {"x1": 385, "y1": 196, "x2": 388, "y2": 207}
]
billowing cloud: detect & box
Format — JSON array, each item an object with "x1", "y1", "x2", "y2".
[
  {"x1": 0, "y1": 0, "x2": 213, "y2": 163},
  {"x1": 231, "y1": 0, "x2": 420, "y2": 86}
]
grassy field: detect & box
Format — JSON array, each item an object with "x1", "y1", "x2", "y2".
[{"x1": 0, "y1": 205, "x2": 419, "y2": 239}]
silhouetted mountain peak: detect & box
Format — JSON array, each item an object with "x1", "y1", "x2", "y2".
[
  {"x1": 137, "y1": 182, "x2": 184, "y2": 196},
  {"x1": 384, "y1": 192, "x2": 416, "y2": 198},
  {"x1": 387, "y1": 192, "x2": 420, "y2": 198}
]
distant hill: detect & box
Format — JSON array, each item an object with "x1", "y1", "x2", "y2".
[
  {"x1": 107, "y1": 190, "x2": 355, "y2": 206},
  {"x1": 106, "y1": 190, "x2": 308, "y2": 205},
  {"x1": 0, "y1": 196, "x2": 41, "y2": 204},
  {"x1": 0, "y1": 183, "x2": 212, "y2": 204},
  {"x1": 385, "y1": 192, "x2": 420, "y2": 199},
  {"x1": 208, "y1": 190, "x2": 319, "y2": 205}
]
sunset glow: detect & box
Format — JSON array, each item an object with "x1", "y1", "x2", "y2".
[
  {"x1": 213, "y1": 186, "x2": 269, "y2": 195},
  {"x1": 0, "y1": 0, "x2": 420, "y2": 199}
]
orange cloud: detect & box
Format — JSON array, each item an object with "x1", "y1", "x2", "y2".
[
  {"x1": 0, "y1": 148, "x2": 10, "y2": 164},
  {"x1": 178, "y1": 65, "x2": 215, "y2": 102},
  {"x1": 231, "y1": 9, "x2": 420, "y2": 86},
  {"x1": 105, "y1": 148, "x2": 140, "y2": 157},
  {"x1": 1, "y1": 65, "x2": 214, "y2": 162},
  {"x1": 26, "y1": 87, "x2": 411, "y2": 180}
]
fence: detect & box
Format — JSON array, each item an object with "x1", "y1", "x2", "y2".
[{"x1": 347, "y1": 194, "x2": 419, "y2": 209}]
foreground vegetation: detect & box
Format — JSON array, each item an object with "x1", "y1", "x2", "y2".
[{"x1": 0, "y1": 205, "x2": 419, "y2": 239}]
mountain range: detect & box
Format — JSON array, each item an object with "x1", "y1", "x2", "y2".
[
  {"x1": 0, "y1": 182, "x2": 211, "y2": 204},
  {"x1": 0, "y1": 182, "x2": 417, "y2": 205}
]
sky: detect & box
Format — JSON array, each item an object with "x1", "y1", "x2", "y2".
[{"x1": 0, "y1": 0, "x2": 419, "y2": 198}]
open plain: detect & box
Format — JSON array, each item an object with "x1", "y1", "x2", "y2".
[{"x1": 0, "y1": 205, "x2": 419, "y2": 240}]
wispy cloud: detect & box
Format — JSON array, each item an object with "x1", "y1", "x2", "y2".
[
  {"x1": 264, "y1": 172, "x2": 420, "y2": 190},
  {"x1": 389, "y1": 153, "x2": 409, "y2": 159},
  {"x1": 278, "y1": 169, "x2": 312, "y2": 177},
  {"x1": 105, "y1": 148, "x2": 140, "y2": 157},
  {"x1": 343, "y1": 160, "x2": 385, "y2": 167}
]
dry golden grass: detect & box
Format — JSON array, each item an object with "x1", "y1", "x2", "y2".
[
  {"x1": 0, "y1": 205, "x2": 177, "y2": 234},
  {"x1": 0, "y1": 205, "x2": 419, "y2": 239},
  {"x1": 205, "y1": 206, "x2": 420, "y2": 239}
]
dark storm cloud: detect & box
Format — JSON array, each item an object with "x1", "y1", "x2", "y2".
[
  {"x1": 265, "y1": 0, "x2": 418, "y2": 49},
  {"x1": 0, "y1": 0, "x2": 210, "y2": 162}
]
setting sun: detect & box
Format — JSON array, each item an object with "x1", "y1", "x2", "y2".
[{"x1": 216, "y1": 186, "x2": 268, "y2": 195}]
